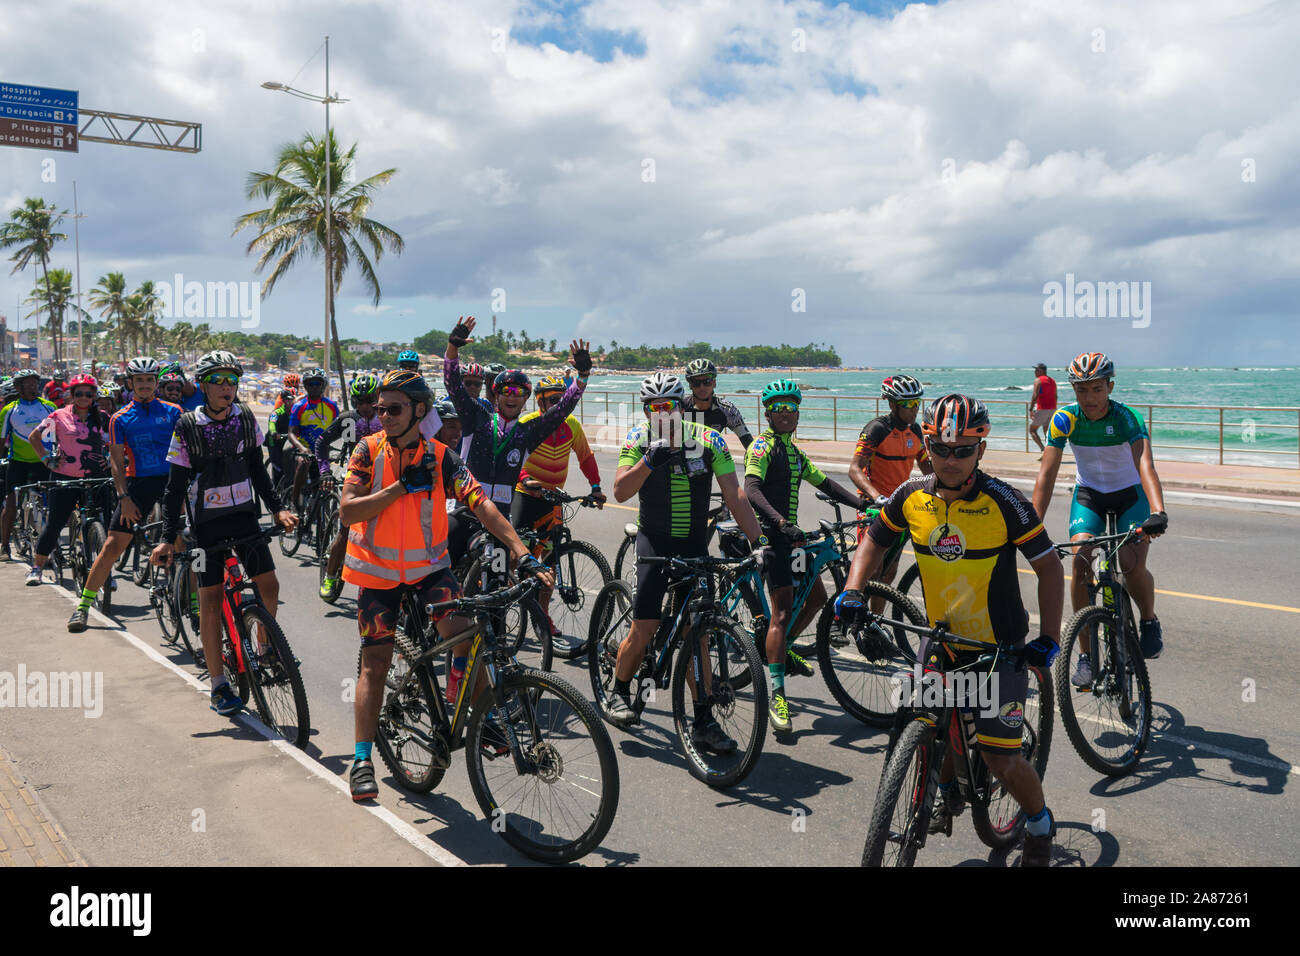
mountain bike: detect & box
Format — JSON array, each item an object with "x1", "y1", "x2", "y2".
[
  {"x1": 587, "y1": 552, "x2": 767, "y2": 788},
  {"x1": 369, "y1": 576, "x2": 619, "y2": 863},
  {"x1": 281, "y1": 468, "x2": 338, "y2": 562},
  {"x1": 859, "y1": 595, "x2": 1053, "y2": 866},
  {"x1": 150, "y1": 537, "x2": 203, "y2": 666},
  {"x1": 612, "y1": 491, "x2": 732, "y2": 587},
  {"x1": 113, "y1": 501, "x2": 167, "y2": 587},
  {"x1": 1054, "y1": 515, "x2": 1154, "y2": 776}
]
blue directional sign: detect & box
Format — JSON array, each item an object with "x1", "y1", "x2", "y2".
[
  {"x1": 0, "y1": 102, "x2": 78, "y2": 125},
  {"x1": 0, "y1": 83, "x2": 78, "y2": 111},
  {"x1": 0, "y1": 82, "x2": 78, "y2": 152}
]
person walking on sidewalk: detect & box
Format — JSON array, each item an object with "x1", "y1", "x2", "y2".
[{"x1": 1028, "y1": 363, "x2": 1057, "y2": 456}]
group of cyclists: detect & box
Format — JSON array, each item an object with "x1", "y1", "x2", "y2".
[{"x1": 1, "y1": 321, "x2": 1170, "y2": 866}]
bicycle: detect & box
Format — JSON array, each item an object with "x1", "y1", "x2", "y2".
[
  {"x1": 612, "y1": 491, "x2": 732, "y2": 587},
  {"x1": 369, "y1": 576, "x2": 619, "y2": 863},
  {"x1": 24, "y1": 476, "x2": 115, "y2": 612},
  {"x1": 859, "y1": 594, "x2": 1054, "y2": 866},
  {"x1": 282, "y1": 466, "x2": 339, "y2": 562},
  {"x1": 1053, "y1": 514, "x2": 1154, "y2": 777},
  {"x1": 113, "y1": 501, "x2": 167, "y2": 587},
  {"x1": 150, "y1": 537, "x2": 203, "y2": 666},
  {"x1": 517, "y1": 487, "x2": 611, "y2": 660},
  {"x1": 587, "y1": 552, "x2": 768, "y2": 788}
]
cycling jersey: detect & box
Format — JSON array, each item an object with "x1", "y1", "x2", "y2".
[
  {"x1": 743, "y1": 428, "x2": 828, "y2": 525},
  {"x1": 1047, "y1": 401, "x2": 1147, "y2": 494},
  {"x1": 683, "y1": 395, "x2": 753, "y2": 448},
  {"x1": 266, "y1": 405, "x2": 291, "y2": 442},
  {"x1": 2, "y1": 397, "x2": 59, "y2": 462},
  {"x1": 35, "y1": 406, "x2": 110, "y2": 478},
  {"x1": 163, "y1": 403, "x2": 279, "y2": 537},
  {"x1": 515, "y1": 413, "x2": 600, "y2": 492},
  {"x1": 180, "y1": 388, "x2": 204, "y2": 412},
  {"x1": 618, "y1": 418, "x2": 735, "y2": 543},
  {"x1": 853, "y1": 414, "x2": 928, "y2": 497},
  {"x1": 315, "y1": 408, "x2": 382, "y2": 469},
  {"x1": 870, "y1": 471, "x2": 1054, "y2": 646},
  {"x1": 289, "y1": 396, "x2": 340, "y2": 454},
  {"x1": 108, "y1": 398, "x2": 183, "y2": 477}
]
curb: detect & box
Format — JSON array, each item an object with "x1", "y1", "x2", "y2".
[{"x1": 0, "y1": 744, "x2": 87, "y2": 867}]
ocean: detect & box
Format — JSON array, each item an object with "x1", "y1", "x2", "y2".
[{"x1": 579, "y1": 367, "x2": 1300, "y2": 467}]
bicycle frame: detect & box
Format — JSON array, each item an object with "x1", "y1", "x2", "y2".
[{"x1": 720, "y1": 532, "x2": 842, "y2": 643}]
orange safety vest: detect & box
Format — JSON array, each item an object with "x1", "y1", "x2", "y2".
[{"x1": 342, "y1": 434, "x2": 452, "y2": 589}]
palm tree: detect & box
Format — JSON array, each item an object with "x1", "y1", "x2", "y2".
[
  {"x1": 24, "y1": 268, "x2": 89, "y2": 369},
  {"x1": 0, "y1": 197, "x2": 68, "y2": 364},
  {"x1": 192, "y1": 322, "x2": 212, "y2": 359},
  {"x1": 134, "y1": 281, "x2": 163, "y2": 356},
  {"x1": 89, "y1": 272, "x2": 130, "y2": 364},
  {"x1": 170, "y1": 321, "x2": 193, "y2": 363},
  {"x1": 235, "y1": 129, "x2": 404, "y2": 410}
]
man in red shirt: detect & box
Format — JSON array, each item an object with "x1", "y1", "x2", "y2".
[{"x1": 1028, "y1": 363, "x2": 1057, "y2": 457}]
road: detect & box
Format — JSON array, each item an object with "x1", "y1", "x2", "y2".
[{"x1": 35, "y1": 449, "x2": 1300, "y2": 865}]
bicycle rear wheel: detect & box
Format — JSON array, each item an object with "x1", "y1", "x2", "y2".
[
  {"x1": 173, "y1": 564, "x2": 202, "y2": 667},
  {"x1": 587, "y1": 580, "x2": 634, "y2": 719},
  {"x1": 613, "y1": 533, "x2": 637, "y2": 589},
  {"x1": 1056, "y1": 604, "x2": 1151, "y2": 776},
  {"x1": 151, "y1": 564, "x2": 178, "y2": 644},
  {"x1": 672, "y1": 616, "x2": 767, "y2": 789},
  {"x1": 84, "y1": 520, "x2": 112, "y2": 614},
  {"x1": 972, "y1": 663, "x2": 1054, "y2": 849},
  {"x1": 317, "y1": 510, "x2": 341, "y2": 602},
  {"x1": 465, "y1": 668, "x2": 619, "y2": 863},
  {"x1": 243, "y1": 605, "x2": 311, "y2": 748},
  {"x1": 546, "y1": 540, "x2": 610, "y2": 659},
  {"x1": 861, "y1": 718, "x2": 937, "y2": 867},
  {"x1": 131, "y1": 505, "x2": 163, "y2": 586},
  {"x1": 371, "y1": 633, "x2": 446, "y2": 793},
  {"x1": 279, "y1": 505, "x2": 304, "y2": 556}
]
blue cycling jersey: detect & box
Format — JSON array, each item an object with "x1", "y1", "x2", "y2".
[
  {"x1": 289, "y1": 396, "x2": 339, "y2": 452},
  {"x1": 108, "y1": 398, "x2": 183, "y2": 477}
]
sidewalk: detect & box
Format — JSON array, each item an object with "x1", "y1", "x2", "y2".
[{"x1": 0, "y1": 564, "x2": 444, "y2": 867}]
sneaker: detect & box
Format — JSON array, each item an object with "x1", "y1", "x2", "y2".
[
  {"x1": 318, "y1": 576, "x2": 343, "y2": 603},
  {"x1": 691, "y1": 717, "x2": 737, "y2": 754},
  {"x1": 1071, "y1": 656, "x2": 1094, "y2": 688},
  {"x1": 350, "y1": 759, "x2": 379, "y2": 801},
  {"x1": 66, "y1": 606, "x2": 90, "y2": 633},
  {"x1": 604, "y1": 693, "x2": 638, "y2": 729},
  {"x1": 25, "y1": 566, "x2": 42, "y2": 586},
  {"x1": 1138, "y1": 619, "x2": 1163, "y2": 660},
  {"x1": 209, "y1": 683, "x2": 244, "y2": 716},
  {"x1": 769, "y1": 692, "x2": 792, "y2": 733},
  {"x1": 928, "y1": 786, "x2": 965, "y2": 834},
  {"x1": 785, "y1": 650, "x2": 814, "y2": 678},
  {"x1": 1020, "y1": 815, "x2": 1056, "y2": 867},
  {"x1": 0, "y1": 544, "x2": 11, "y2": 562}
]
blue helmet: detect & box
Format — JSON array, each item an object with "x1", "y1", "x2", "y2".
[{"x1": 397, "y1": 349, "x2": 419, "y2": 365}]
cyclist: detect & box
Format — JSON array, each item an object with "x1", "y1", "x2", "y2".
[
  {"x1": 113, "y1": 370, "x2": 131, "y2": 406},
  {"x1": 287, "y1": 367, "x2": 339, "y2": 513},
  {"x1": 1031, "y1": 352, "x2": 1168, "y2": 674},
  {"x1": 159, "y1": 370, "x2": 185, "y2": 405},
  {"x1": 150, "y1": 351, "x2": 297, "y2": 716},
  {"x1": 744, "y1": 379, "x2": 863, "y2": 734},
  {"x1": 511, "y1": 373, "x2": 607, "y2": 636},
  {"x1": 482, "y1": 362, "x2": 507, "y2": 403},
  {"x1": 838, "y1": 394, "x2": 1064, "y2": 867},
  {"x1": 1, "y1": 369, "x2": 58, "y2": 561},
  {"x1": 44, "y1": 375, "x2": 68, "y2": 408},
  {"x1": 265, "y1": 387, "x2": 298, "y2": 485},
  {"x1": 317, "y1": 373, "x2": 383, "y2": 602},
  {"x1": 162, "y1": 361, "x2": 203, "y2": 411},
  {"x1": 338, "y1": 368, "x2": 551, "y2": 801},
  {"x1": 95, "y1": 382, "x2": 120, "y2": 416},
  {"x1": 434, "y1": 398, "x2": 461, "y2": 449},
  {"x1": 395, "y1": 349, "x2": 420, "y2": 372},
  {"x1": 67, "y1": 357, "x2": 183, "y2": 632},
  {"x1": 23, "y1": 374, "x2": 112, "y2": 586},
  {"x1": 460, "y1": 362, "x2": 486, "y2": 402},
  {"x1": 604, "y1": 371, "x2": 767, "y2": 748},
  {"x1": 848, "y1": 374, "x2": 933, "y2": 606},
  {"x1": 681, "y1": 358, "x2": 754, "y2": 450}
]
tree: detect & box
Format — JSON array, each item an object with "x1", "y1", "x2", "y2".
[
  {"x1": 89, "y1": 272, "x2": 130, "y2": 363},
  {"x1": 412, "y1": 328, "x2": 449, "y2": 355},
  {"x1": 24, "y1": 268, "x2": 89, "y2": 370},
  {"x1": 0, "y1": 197, "x2": 68, "y2": 365},
  {"x1": 235, "y1": 128, "x2": 404, "y2": 410}
]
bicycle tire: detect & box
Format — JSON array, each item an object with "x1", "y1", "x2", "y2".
[
  {"x1": 461, "y1": 557, "x2": 552, "y2": 673},
  {"x1": 861, "y1": 718, "x2": 937, "y2": 867},
  {"x1": 546, "y1": 539, "x2": 611, "y2": 659},
  {"x1": 971, "y1": 663, "x2": 1054, "y2": 849},
  {"x1": 586, "y1": 579, "x2": 635, "y2": 719},
  {"x1": 464, "y1": 668, "x2": 619, "y2": 863},
  {"x1": 671, "y1": 615, "x2": 767, "y2": 789},
  {"x1": 891, "y1": 563, "x2": 924, "y2": 659},
  {"x1": 312, "y1": 490, "x2": 339, "y2": 559},
  {"x1": 242, "y1": 604, "x2": 311, "y2": 748},
  {"x1": 131, "y1": 505, "x2": 163, "y2": 587},
  {"x1": 1056, "y1": 604, "x2": 1151, "y2": 776},
  {"x1": 152, "y1": 564, "x2": 178, "y2": 644},
  {"x1": 219, "y1": 624, "x2": 250, "y2": 704},
  {"x1": 370, "y1": 631, "x2": 447, "y2": 792},
  {"x1": 173, "y1": 564, "x2": 202, "y2": 667},
  {"x1": 85, "y1": 520, "x2": 112, "y2": 614},
  {"x1": 279, "y1": 503, "x2": 304, "y2": 556},
  {"x1": 317, "y1": 510, "x2": 341, "y2": 602},
  {"x1": 816, "y1": 580, "x2": 925, "y2": 727},
  {"x1": 614, "y1": 534, "x2": 637, "y2": 589}
]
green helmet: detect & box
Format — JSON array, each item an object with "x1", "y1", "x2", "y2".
[
  {"x1": 351, "y1": 372, "x2": 380, "y2": 399},
  {"x1": 761, "y1": 378, "x2": 802, "y2": 406}
]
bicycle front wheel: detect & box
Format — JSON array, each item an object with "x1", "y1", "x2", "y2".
[
  {"x1": 587, "y1": 580, "x2": 634, "y2": 720},
  {"x1": 279, "y1": 510, "x2": 304, "y2": 556},
  {"x1": 671, "y1": 616, "x2": 767, "y2": 789},
  {"x1": 371, "y1": 633, "x2": 446, "y2": 793},
  {"x1": 614, "y1": 534, "x2": 637, "y2": 589},
  {"x1": 131, "y1": 505, "x2": 163, "y2": 586},
  {"x1": 465, "y1": 668, "x2": 619, "y2": 864},
  {"x1": 861, "y1": 717, "x2": 937, "y2": 867},
  {"x1": 84, "y1": 520, "x2": 112, "y2": 614},
  {"x1": 173, "y1": 564, "x2": 202, "y2": 667},
  {"x1": 243, "y1": 605, "x2": 311, "y2": 748},
  {"x1": 1056, "y1": 604, "x2": 1151, "y2": 776},
  {"x1": 317, "y1": 510, "x2": 341, "y2": 602},
  {"x1": 546, "y1": 540, "x2": 610, "y2": 659},
  {"x1": 972, "y1": 663, "x2": 1054, "y2": 849}
]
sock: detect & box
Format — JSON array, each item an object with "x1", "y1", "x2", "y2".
[
  {"x1": 693, "y1": 702, "x2": 712, "y2": 725},
  {"x1": 78, "y1": 587, "x2": 95, "y2": 611},
  {"x1": 211, "y1": 675, "x2": 229, "y2": 692},
  {"x1": 614, "y1": 678, "x2": 631, "y2": 700},
  {"x1": 452, "y1": 656, "x2": 467, "y2": 673},
  {"x1": 768, "y1": 662, "x2": 785, "y2": 697},
  {"x1": 1026, "y1": 806, "x2": 1053, "y2": 836},
  {"x1": 354, "y1": 741, "x2": 373, "y2": 763}
]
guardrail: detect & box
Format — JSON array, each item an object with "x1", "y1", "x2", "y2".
[{"x1": 570, "y1": 391, "x2": 1300, "y2": 469}]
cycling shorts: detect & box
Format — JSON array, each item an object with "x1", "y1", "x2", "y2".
[
  {"x1": 856, "y1": 510, "x2": 907, "y2": 569},
  {"x1": 1068, "y1": 483, "x2": 1150, "y2": 538},
  {"x1": 917, "y1": 636, "x2": 1028, "y2": 757},
  {"x1": 5, "y1": 460, "x2": 50, "y2": 500},
  {"x1": 762, "y1": 532, "x2": 797, "y2": 590},
  {"x1": 509, "y1": 490, "x2": 561, "y2": 550},
  {"x1": 109, "y1": 475, "x2": 168, "y2": 535},
  {"x1": 356, "y1": 567, "x2": 461, "y2": 648},
  {"x1": 633, "y1": 531, "x2": 706, "y2": 621},
  {"x1": 193, "y1": 513, "x2": 276, "y2": 588}
]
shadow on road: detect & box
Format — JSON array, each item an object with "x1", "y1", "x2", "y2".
[{"x1": 948, "y1": 821, "x2": 1121, "y2": 867}]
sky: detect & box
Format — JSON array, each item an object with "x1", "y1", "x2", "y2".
[{"x1": 1, "y1": 0, "x2": 1297, "y2": 367}]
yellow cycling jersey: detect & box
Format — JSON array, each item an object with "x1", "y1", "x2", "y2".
[{"x1": 868, "y1": 471, "x2": 1054, "y2": 646}]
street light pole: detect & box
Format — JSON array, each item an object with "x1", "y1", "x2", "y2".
[
  {"x1": 324, "y1": 34, "x2": 332, "y2": 386},
  {"x1": 73, "y1": 180, "x2": 85, "y2": 373}
]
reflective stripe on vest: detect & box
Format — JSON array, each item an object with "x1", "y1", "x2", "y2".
[{"x1": 342, "y1": 434, "x2": 451, "y2": 589}]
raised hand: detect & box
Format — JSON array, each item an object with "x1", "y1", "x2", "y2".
[
  {"x1": 449, "y1": 316, "x2": 477, "y2": 349},
  {"x1": 569, "y1": 339, "x2": 593, "y2": 375}
]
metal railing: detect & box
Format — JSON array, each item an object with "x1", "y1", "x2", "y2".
[{"x1": 570, "y1": 391, "x2": 1300, "y2": 469}]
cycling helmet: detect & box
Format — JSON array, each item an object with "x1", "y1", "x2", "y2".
[
  {"x1": 434, "y1": 397, "x2": 459, "y2": 421},
  {"x1": 0, "y1": 381, "x2": 17, "y2": 403},
  {"x1": 922, "y1": 394, "x2": 991, "y2": 441},
  {"x1": 350, "y1": 372, "x2": 380, "y2": 399},
  {"x1": 761, "y1": 378, "x2": 802, "y2": 406},
  {"x1": 396, "y1": 349, "x2": 419, "y2": 365},
  {"x1": 301, "y1": 366, "x2": 327, "y2": 385},
  {"x1": 68, "y1": 373, "x2": 98, "y2": 390},
  {"x1": 485, "y1": 362, "x2": 507, "y2": 377},
  {"x1": 493, "y1": 369, "x2": 532, "y2": 396},
  {"x1": 194, "y1": 350, "x2": 243, "y2": 379},
  {"x1": 639, "y1": 370, "x2": 685, "y2": 404},
  {"x1": 126, "y1": 356, "x2": 160, "y2": 377},
  {"x1": 11, "y1": 368, "x2": 40, "y2": 383},
  {"x1": 535, "y1": 374, "x2": 566, "y2": 394},
  {"x1": 881, "y1": 375, "x2": 924, "y2": 401},
  {"x1": 684, "y1": 358, "x2": 717, "y2": 379},
  {"x1": 161, "y1": 361, "x2": 184, "y2": 377},
  {"x1": 278, "y1": 388, "x2": 298, "y2": 404},
  {"x1": 159, "y1": 372, "x2": 184, "y2": 389},
  {"x1": 283, "y1": 373, "x2": 301, "y2": 389},
  {"x1": 379, "y1": 368, "x2": 432, "y2": 405},
  {"x1": 97, "y1": 383, "x2": 118, "y2": 400},
  {"x1": 1067, "y1": 352, "x2": 1114, "y2": 383},
  {"x1": 462, "y1": 362, "x2": 485, "y2": 382}
]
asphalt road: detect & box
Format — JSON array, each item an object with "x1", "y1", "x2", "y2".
[{"x1": 98, "y1": 449, "x2": 1300, "y2": 866}]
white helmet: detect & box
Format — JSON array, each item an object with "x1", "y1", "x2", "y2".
[
  {"x1": 881, "y1": 374, "x2": 924, "y2": 401},
  {"x1": 126, "y1": 356, "x2": 160, "y2": 377},
  {"x1": 639, "y1": 370, "x2": 685, "y2": 404}
]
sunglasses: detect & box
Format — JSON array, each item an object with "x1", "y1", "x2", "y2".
[
  {"x1": 305, "y1": 381, "x2": 325, "y2": 388},
  {"x1": 376, "y1": 402, "x2": 411, "y2": 417},
  {"x1": 766, "y1": 401, "x2": 800, "y2": 413},
  {"x1": 537, "y1": 392, "x2": 563, "y2": 405},
  {"x1": 71, "y1": 389, "x2": 96, "y2": 399},
  {"x1": 928, "y1": 442, "x2": 981, "y2": 460},
  {"x1": 645, "y1": 399, "x2": 681, "y2": 413},
  {"x1": 893, "y1": 399, "x2": 920, "y2": 409},
  {"x1": 202, "y1": 373, "x2": 240, "y2": 386},
  {"x1": 688, "y1": 377, "x2": 715, "y2": 387},
  {"x1": 498, "y1": 385, "x2": 528, "y2": 398}
]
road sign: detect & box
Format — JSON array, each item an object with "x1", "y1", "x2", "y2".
[
  {"x1": 0, "y1": 102, "x2": 78, "y2": 125},
  {"x1": 0, "y1": 83, "x2": 77, "y2": 110},
  {"x1": 0, "y1": 116, "x2": 77, "y2": 152}
]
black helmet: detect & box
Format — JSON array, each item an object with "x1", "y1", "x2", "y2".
[
  {"x1": 301, "y1": 367, "x2": 328, "y2": 385},
  {"x1": 493, "y1": 369, "x2": 532, "y2": 396},
  {"x1": 194, "y1": 350, "x2": 242, "y2": 379},
  {"x1": 379, "y1": 368, "x2": 432, "y2": 405},
  {"x1": 434, "y1": 398, "x2": 459, "y2": 421}
]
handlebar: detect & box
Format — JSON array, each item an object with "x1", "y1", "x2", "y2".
[
  {"x1": 170, "y1": 525, "x2": 285, "y2": 560},
  {"x1": 538, "y1": 488, "x2": 603, "y2": 507},
  {"x1": 1052, "y1": 525, "x2": 1146, "y2": 558},
  {"x1": 425, "y1": 574, "x2": 542, "y2": 617}
]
